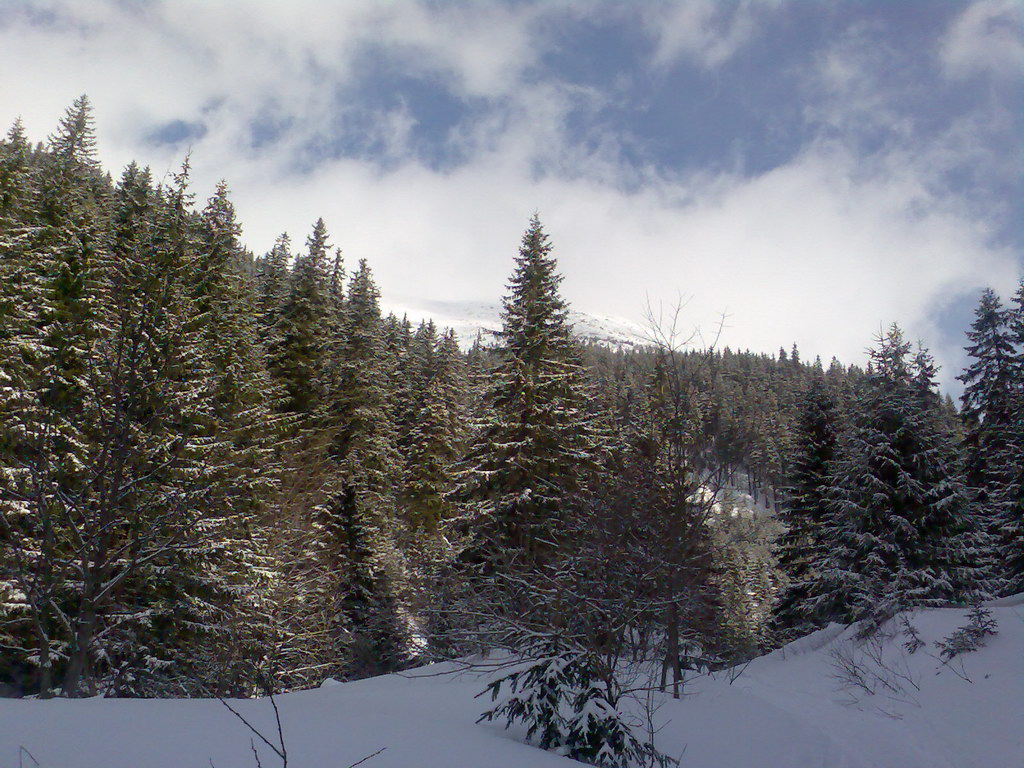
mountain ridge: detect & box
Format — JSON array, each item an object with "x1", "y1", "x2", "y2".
[{"x1": 380, "y1": 296, "x2": 652, "y2": 350}]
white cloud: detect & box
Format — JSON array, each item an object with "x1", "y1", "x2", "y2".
[
  {"x1": 940, "y1": 0, "x2": 1024, "y2": 81},
  {"x1": 0, "y1": 0, "x2": 543, "y2": 168},
  {"x1": 644, "y1": 0, "x2": 772, "y2": 70},
  {"x1": 218, "y1": 134, "x2": 1013, "y2": 390},
  {"x1": 0, "y1": 0, "x2": 1015, "y2": 391},
  {"x1": 807, "y1": 23, "x2": 916, "y2": 141}
]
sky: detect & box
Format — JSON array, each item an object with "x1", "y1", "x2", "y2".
[{"x1": 1, "y1": 0, "x2": 1021, "y2": 387}]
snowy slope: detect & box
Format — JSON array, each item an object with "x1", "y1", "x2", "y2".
[
  {"x1": 657, "y1": 595, "x2": 1024, "y2": 768},
  {"x1": 380, "y1": 296, "x2": 650, "y2": 350},
  {"x1": 0, "y1": 661, "x2": 570, "y2": 768},
  {"x1": 2, "y1": 597, "x2": 1022, "y2": 768}
]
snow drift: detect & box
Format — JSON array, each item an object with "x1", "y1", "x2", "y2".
[{"x1": 1, "y1": 597, "x2": 1021, "y2": 768}]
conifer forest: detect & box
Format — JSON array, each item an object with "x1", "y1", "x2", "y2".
[{"x1": 2, "y1": 98, "x2": 1022, "y2": 715}]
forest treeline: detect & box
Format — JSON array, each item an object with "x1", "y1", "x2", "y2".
[{"x1": 1, "y1": 98, "x2": 1022, "y2": 702}]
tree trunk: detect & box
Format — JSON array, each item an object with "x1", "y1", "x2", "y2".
[
  {"x1": 63, "y1": 603, "x2": 97, "y2": 697},
  {"x1": 668, "y1": 601, "x2": 682, "y2": 699}
]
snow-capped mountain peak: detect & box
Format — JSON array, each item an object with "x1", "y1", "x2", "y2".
[{"x1": 380, "y1": 296, "x2": 651, "y2": 350}]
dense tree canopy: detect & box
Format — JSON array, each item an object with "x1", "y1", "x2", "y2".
[{"x1": 0, "y1": 100, "x2": 1019, "y2": 709}]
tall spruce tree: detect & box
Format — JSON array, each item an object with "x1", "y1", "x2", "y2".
[
  {"x1": 272, "y1": 219, "x2": 331, "y2": 415},
  {"x1": 324, "y1": 260, "x2": 400, "y2": 508},
  {"x1": 811, "y1": 326, "x2": 987, "y2": 626},
  {"x1": 771, "y1": 363, "x2": 842, "y2": 638},
  {"x1": 0, "y1": 97, "x2": 112, "y2": 696},
  {"x1": 403, "y1": 326, "x2": 468, "y2": 531},
  {"x1": 1000, "y1": 281, "x2": 1024, "y2": 592},
  {"x1": 958, "y1": 289, "x2": 1018, "y2": 486},
  {"x1": 76, "y1": 161, "x2": 210, "y2": 696},
  {"x1": 153, "y1": 180, "x2": 282, "y2": 695},
  {"x1": 0, "y1": 117, "x2": 39, "y2": 466},
  {"x1": 957, "y1": 288, "x2": 1020, "y2": 594},
  {"x1": 0, "y1": 121, "x2": 38, "y2": 673},
  {"x1": 256, "y1": 233, "x2": 291, "y2": 347},
  {"x1": 0, "y1": 118, "x2": 33, "y2": 224},
  {"x1": 38, "y1": 95, "x2": 107, "y2": 408},
  {"x1": 457, "y1": 215, "x2": 596, "y2": 568},
  {"x1": 316, "y1": 258, "x2": 408, "y2": 678},
  {"x1": 327, "y1": 247, "x2": 346, "y2": 326}
]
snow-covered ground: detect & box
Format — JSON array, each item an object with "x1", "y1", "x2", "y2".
[
  {"x1": 381, "y1": 296, "x2": 651, "y2": 350},
  {"x1": 2, "y1": 596, "x2": 1021, "y2": 768}
]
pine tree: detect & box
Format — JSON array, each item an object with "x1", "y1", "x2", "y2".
[
  {"x1": 811, "y1": 326, "x2": 987, "y2": 626},
  {"x1": 78, "y1": 161, "x2": 203, "y2": 695},
  {"x1": 327, "y1": 247, "x2": 346, "y2": 322},
  {"x1": 771, "y1": 364, "x2": 842, "y2": 638},
  {"x1": 272, "y1": 219, "x2": 331, "y2": 415},
  {"x1": 0, "y1": 118, "x2": 34, "y2": 223},
  {"x1": 256, "y1": 233, "x2": 291, "y2": 345},
  {"x1": 383, "y1": 313, "x2": 415, "y2": 453},
  {"x1": 999, "y1": 280, "x2": 1024, "y2": 592},
  {"x1": 37, "y1": 96, "x2": 108, "y2": 415},
  {"x1": 957, "y1": 287, "x2": 1022, "y2": 595},
  {"x1": 69, "y1": 159, "x2": 250, "y2": 696},
  {"x1": 403, "y1": 327, "x2": 468, "y2": 531},
  {"x1": 958, "y1": 289, "x2": 1018, "y2": 487},
  {"x1": 457, "y1": 215, "x2": 596, "y2": 567},
  {"x1": 325, "y1": 260, "x2": 400, "y2": 505},
  {"x1": 0, "y1": 97, "x2": 112, "y2": 696},
  {"x1": 316, "y1": 258, "x2": 408, "y2": 678},
  {"x1": 0, "y1": 157, "x2": 195, "y2": 695},
  {"x1": 0, "y1": 121, "x2": 39, "y2": 686},
  {"x1": 1, "y1": 137, "x2": 288, "y2": 696},
  {"x1": 194, "y1": 181, "x2": 281, "y2": 478},
  {"x1": 321, "y1": 485, "x2": 408, "y2": 678},
  {"x1": 0, "y1": 117, "x2": 39, "y2": 460},
  {"x1": 258, "y1": 225, "x2": 338, "y2": 688},
  {"x1": 155, "y1": 180, "x2": 282, "y2": 695}
]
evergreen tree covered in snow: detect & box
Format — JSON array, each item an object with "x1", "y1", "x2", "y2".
[
  {"x1": 0, "y1": 97, "x2": 112, "y2": 696},
  {"x1": 458, "y1": 215, "x2": 597, "y2": 567},
  {"x1": 324, "y1": 259, "x2": 401, "y2": 517},
  {"x1": 84, "y1": 161, "x2": 218, "y2": 696},
  {"x1": 403, "y1": 325, "x2": 468, "y2": 531},
  {"x1": 479, "y1": 635, "x2": 677, "y2": 768},
  {"x1": 151, "y1": 180, "x2": 282, "y2": 695},
  {"x1": 811, "y1": 326, "x2": 988, "y2": 627},
  {"x1": 255, "y1": 233, "x2": 292, "y2": 349},
  {"x1": 1000, "y1": 281, "x2": 1024, "y2": 592},
  {"x1": 0, "y1": 118, "x2": 34, "y2": 225},
  {"x1": 0, "y1": 118, "x2": 47, "y2": 694},
  {"x1": 58, "y1": 162, "x2": 281, "y2": 696},
  {"x1": 316, "y1": 258, "x2": 408, "y2": 678},
  {"x1": 382, "y1": 313, "x2": 415, "y2": 457},
  {"x1": 2, "y1": 121, "x2": 283, "y2": 696},
  {"x1": 957, "y1": 288, "x2": 1021, "y2": 595},
  {"x1": 271, "y1": 219, "x2": 331, "y2": 416},
  {"x1": 958, "y1": 289, "x2": 1019, "y2": 493},
  {"x1": 320, "y1": 485, "x2": 408, "y2": 679},
  {"x1": 771, "y1": 364, "x2": 842, "y2": 638}
]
